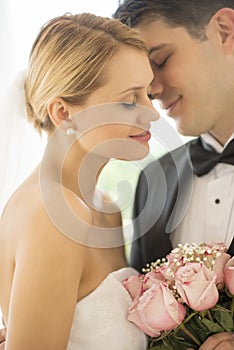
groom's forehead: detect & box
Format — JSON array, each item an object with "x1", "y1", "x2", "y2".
[{"x1": 134, "y1": 19, "x2": 187, "y2": 50}]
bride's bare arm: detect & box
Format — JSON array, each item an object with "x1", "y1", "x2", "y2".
[{"x1": 5, "y1": 189, "x2": 90, "y2": 350}]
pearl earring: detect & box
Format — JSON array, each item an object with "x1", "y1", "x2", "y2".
[{"x1": 66, "y1": 127, "x2": 75, "y2": 136}]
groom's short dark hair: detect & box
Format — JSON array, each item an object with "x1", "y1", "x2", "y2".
[{"x1": 113, "y1": 0, "x2": 234, "y2": 39}]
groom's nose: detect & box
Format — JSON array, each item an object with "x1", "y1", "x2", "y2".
[{"x1": 150, "y1": 71, "x2": 164, "y2": 100}]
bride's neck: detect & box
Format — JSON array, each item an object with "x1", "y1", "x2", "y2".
[
  {"x1": 62, "y1": 144, "x2": 108, "y2": 204},
  {"x1": 41, "y1": 129, "x2": 108, "y2": 204}
]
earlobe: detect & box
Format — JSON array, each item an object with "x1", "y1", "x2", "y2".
[
  {"x1": 214, "y1": 8, "x2": 234, "y2": 52},
  {"x1": 47, "y1": 99, "x2": 70, "y2": 127}
]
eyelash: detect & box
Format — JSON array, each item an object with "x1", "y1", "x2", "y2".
[
  {"x1": 155, "y1": 60, "x2": 166, "y2": 69},
  {"x1": 121, "y1": 95, "x2": 138, "y2": 110},
  {"x1": 153, "y1": 56, "x2": 169, "y2": 69},
  {"x1": 121, "y1": 102, "x2": 137, "y2": 111}
]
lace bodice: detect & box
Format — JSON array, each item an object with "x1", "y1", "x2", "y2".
[{"x1": 66, "y1": 267, "x2": 148, "y2": 350}]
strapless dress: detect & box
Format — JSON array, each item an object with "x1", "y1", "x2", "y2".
[{"x1": 66, "y1": 267, "x2": 148, "y2": 349}]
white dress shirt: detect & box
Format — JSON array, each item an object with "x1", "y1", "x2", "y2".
[{"x1": 171, "y1": 133, "x2": 234, "y2": 249}]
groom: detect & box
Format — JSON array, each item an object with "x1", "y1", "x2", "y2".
[
  {"x1": 114, "y1": 0, "x2": 234, "y2": 266},
  {"x1": 114, "y1": 1, "x2": 234, "y2": 349}
]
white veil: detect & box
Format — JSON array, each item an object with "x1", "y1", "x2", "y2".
[
  {"x1": 0, "y1": 71, "x2": 47, "y2": 214},
  {"x1": 0, "y1": 0, "x2": 49, "y2": 215}
]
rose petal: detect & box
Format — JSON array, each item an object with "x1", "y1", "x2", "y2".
[{"x1": 224, "y1": 256, "x2": 234, "y2": 295}]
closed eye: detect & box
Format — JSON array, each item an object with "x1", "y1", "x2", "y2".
[
  {"x1": 121, "y1": 93, "x2": 138, "y2": 110},
  {"x1": 154, "y1": 59, "x2": 167, "y2": 69},
  {"x1": 121, "y1": 102, "x2": 137, "y2": 111},
  {"x1": 151, "y1": 56, "x2": 170, "y2": 70}
]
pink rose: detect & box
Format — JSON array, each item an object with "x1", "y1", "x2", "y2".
[
  {"x1": 127, "y1": 282, "x2": 186, "y2": 337},
  {"x1": 143, "y1": 269, "x2": 165, "y2": 289},
  {"x1": 122, "y1": 274, "x2": 143, "y2": 300},
  {"x1": 175, "y1": 262, "x2": 219, "y2": 311},
  {"x1": 213, "y1": 253, "x2": 231, "y2": 287},
  {"x1": 224, "y1": 256, "x2": 234, "y2": 295}
]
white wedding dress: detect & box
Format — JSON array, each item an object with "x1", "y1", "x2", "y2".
[{"x1": 66, "y1": 267, "x2": 148, "y2": 350}]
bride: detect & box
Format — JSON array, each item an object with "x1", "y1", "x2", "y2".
[{"x1": 0, "y1": 13, "x2": 159, "y2": 350}]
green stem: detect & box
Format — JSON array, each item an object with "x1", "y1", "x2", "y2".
[
  {"x1": 180, "y1": 324, "x2": 201, "y2": 347},
  {"x1": 206, "y1": 309, "x2": 213, "y2": 322},
  {"x1": 231, "y1": 297, "x2": 234, "y2": 318}
]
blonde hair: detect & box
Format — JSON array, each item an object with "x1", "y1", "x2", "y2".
[{"x1": 24, "y1": 13, "x2": 148, "y2": 134}]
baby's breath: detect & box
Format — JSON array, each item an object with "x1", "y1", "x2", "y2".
[{"x1": 144, "y1": 242, "x2": 227, "y2": 273}]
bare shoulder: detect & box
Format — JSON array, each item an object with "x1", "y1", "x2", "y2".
[
  {"x1": 0, "y1": 185, "x2": 93, "y2": 349},
  {"x1": 0, "y1": 183, "x2": 92, "y2": 258}
]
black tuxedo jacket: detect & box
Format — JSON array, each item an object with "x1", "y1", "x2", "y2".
[{"x1": 131, "y1": 139, "x2": 234, "y2": 271}]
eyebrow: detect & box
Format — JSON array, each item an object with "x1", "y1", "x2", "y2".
[
  {"x1": 117, "y1": 79, "x2": 155, "y2": 96},
  {"x1": 117, "y1": 86, "x2": 144, "y2": 95},
  {"x1": 149, "y1": 44, "x2": 169, "y2": 56}
]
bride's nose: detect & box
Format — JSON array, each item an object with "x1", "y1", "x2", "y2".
[{"x1": 136, "y1": 105, "x2": 160, "y2": 125}]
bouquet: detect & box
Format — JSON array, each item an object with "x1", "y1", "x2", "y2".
[{"x1": 123, "y1": 243, "x2": 234, "y2": 350}]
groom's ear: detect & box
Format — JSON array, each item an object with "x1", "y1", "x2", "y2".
[
  {"x1": 47, "y1": 98, "x2": 70, "y2": 127},
  {"x1": 208, "y1": 8, "x2": 234, "y2": 54}
]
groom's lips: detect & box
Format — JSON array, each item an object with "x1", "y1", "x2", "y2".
[{"x1": 163, "y1": 97, "x2": 182, "y2": 114}]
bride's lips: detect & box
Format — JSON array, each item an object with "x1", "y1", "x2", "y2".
[{"x1": 129, "y1": 131, "x2": 151, "y2": 142}]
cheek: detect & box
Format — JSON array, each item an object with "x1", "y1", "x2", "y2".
[
  {"x1": 79, "y1": 125, "x2": 130, "y2": 151},
  {"x1": 169, "y1": 64, "x2": 192, "y2": 87},
  {"x1": 98, "y1": 125, "x2": 131, "y2": 139},
  {"x1": 165, "y1": 52, "x2": 200, "y2": 89},
  {"x1": 159, "y1": 64, "x2": 185, "y2": 90}
]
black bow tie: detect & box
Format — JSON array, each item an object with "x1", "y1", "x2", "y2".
[{"x1": 188, "y1": 137, "x2": 234, "y2": 176}]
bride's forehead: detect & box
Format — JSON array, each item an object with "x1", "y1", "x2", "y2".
[
  {"x1": 101, "y1": 49, "x2": 152, "y2": 86},
  {"x1": 106, "y1": 47, "x2": 149, "y2": 69}
]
